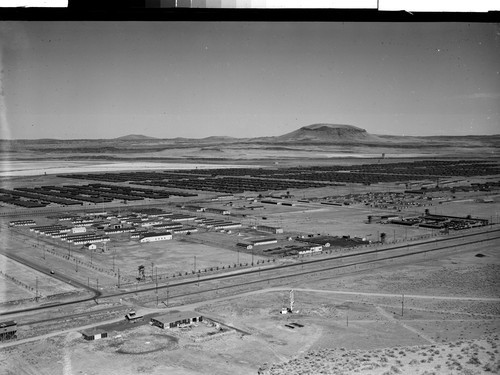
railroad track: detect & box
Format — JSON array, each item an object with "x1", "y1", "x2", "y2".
[{"x1": 1, "y1": 227, "x2": 498, "y2": 317}]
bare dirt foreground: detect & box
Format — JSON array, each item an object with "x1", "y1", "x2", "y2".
[{"x1": 1, "y1": 238, "x2": 499, "y2": 375}]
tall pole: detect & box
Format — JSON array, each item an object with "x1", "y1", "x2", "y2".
[
  {"x1": 155, "y1": 268, "x2": 158, "y2": 306},
  {"x1": 237, "y1": 249, "x2": 240, "y2": 265},
  {"x1": 194, "y1": 256, "x2": 196, "y2": 273},
  {"x1": 118, "y1": 268, "x2": 120, "y2": 288},
  {"x1": 401, "y1": 293, "x2": 404, "y2": 317},
  {"x1": 35, "y1": 277, "x2": 38, "y2": 302}
]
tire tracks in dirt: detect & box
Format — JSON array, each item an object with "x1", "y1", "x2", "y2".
[{"x1": 375, "y1": 305, "x2": 436, "y2": 344}]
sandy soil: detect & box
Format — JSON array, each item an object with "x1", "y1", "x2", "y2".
[
  {"x1": 263, "y1": 335, "x2": 500, "y2": 374},
  {"x1": 0, "y1": 254, "x2": 77, "y2": 302},
  {"x1": 0, "y1": 160, "x2": 258, "y2": 177}
]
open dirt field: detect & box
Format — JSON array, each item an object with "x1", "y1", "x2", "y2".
[
  {"x1": 107, "y1": 236, "x2": 267, "y2": 280},
  {"x1": 0, "y1": 160, "x2": 258, "y2": 178},
  {"x1": 300, "y1": 240, "x2": 500, "y2": 298},
  {"x1": 0, "y1": 254, "x2": 77, "y2": 303},
  {"x1": 242, "y1": 202, "x2": 428, "y2": 240}
]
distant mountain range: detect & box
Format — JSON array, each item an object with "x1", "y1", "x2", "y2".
[
  {"x1": 111, "y1": 124, "x2": 379, "y2": 143},
  {"x1": 2, "y1": 124, "x2": 499, "y2": 149},
  {"x1": 112, "y1": 124, "x2": 499, "y2": 145},
  {"x1": 115, "y1": 134, "x2": 158, "y2": 141}
]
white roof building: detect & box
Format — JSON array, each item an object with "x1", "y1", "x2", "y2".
[{"x1": 140, "y1": 232, "x2": 172, "y2": 243}]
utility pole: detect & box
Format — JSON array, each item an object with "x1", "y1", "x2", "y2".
[
  {"x1": 35, "y1": 277, "x2": 38, "y2": 302},
  {"x1": 237, "y1": 249, "x2": 240, "y2": 265},
  {"x1": 194, "y1": 256, "x2": 196, "y2": 273},
  {"x1": 118, "y1": 268, "x2": 121, "y2": 288},
  {"x1": 75, "y1": 258, "x2": 78, "y2": 272},
  {"x1": 401, "y1": 293, "x2": 404, "y2": 317},
  {"x1": 151, "y1": 261, "x2": 154, "y2": 281},
  {"x1": 156, "y1": 269, "x2": 158, "y2": 306},
  {"x1": 97, "y1": 278, "x2": 99, "y2": 290}
]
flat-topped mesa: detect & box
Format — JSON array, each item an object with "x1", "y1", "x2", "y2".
[{"x1": 276, "y1": 123, "x2": 375, "y2": 142}]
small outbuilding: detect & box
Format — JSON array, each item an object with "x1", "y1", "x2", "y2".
[
  {"x1": 84, "y1": 243, "x2": 97, "y2": 250},
  {"x1": 256, "y1": 225, "x2": 284, "y2": 234},
  {"x1": 150, "y1": 311, "x2": 203, "y2": 329},
  {"x1": 125, "y1": 310, "x2": 144, "y2": 323},
  {"x1": 236, "y1": 242, "x2": 253, "y2": 250},
  {"x1": 82, "y1": 330, "x2": 108, "y2": 341}
]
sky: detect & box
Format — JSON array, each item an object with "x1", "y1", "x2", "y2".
[{"x1": 0, "y1": 22, "x2": 499, "y2": 139}]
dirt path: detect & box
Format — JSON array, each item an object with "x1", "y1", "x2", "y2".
[
  {"x1": 289, "y1": 288, "x2": 500, "y2": 302},
  {"x1": 375, "y1": 305, "x2": 437, "y2": 345},
  {"x1": 62, "y1": 332, "x2": 74, "y2": 375}
]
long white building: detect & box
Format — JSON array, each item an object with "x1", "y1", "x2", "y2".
[{"x1": 140, "y1": 232, "x2": 173, "y2": 243}]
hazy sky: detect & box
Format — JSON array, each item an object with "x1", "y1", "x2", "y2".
[{"x1": 0, "y1": 22, "x2": 499, "y2": 139}]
